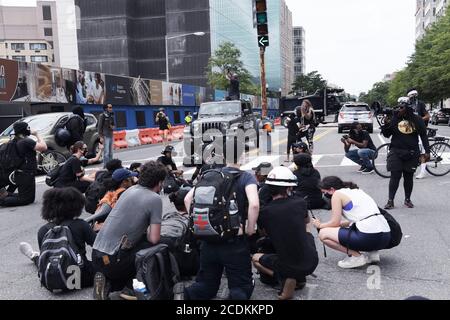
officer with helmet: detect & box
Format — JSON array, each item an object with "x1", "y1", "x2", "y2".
[{"x1": 252, "y1": 166, "x2": 318, "y2": 300}]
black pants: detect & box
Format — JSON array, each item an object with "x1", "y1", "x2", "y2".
[
  {"x1": 389, "y1": 170, "x2": 414, "y2": 201},
  {"x1": 184, "y1": 237, "x2": 254, "y2": 300},
  {"x1": 0, "y1": 171, "x2": 35, "y2": 207},
  {"x1": 92, "y1": 239, "x2": 153, "y2": 292},
  {"x1": 287, "y1": 135, "x2": 297, "y2": 157}
]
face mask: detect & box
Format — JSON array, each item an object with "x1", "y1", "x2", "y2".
[{"x1": 323, "y1": 193, "x2": 332, "y2": 199}]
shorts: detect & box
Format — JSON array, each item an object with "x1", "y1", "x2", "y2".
[
  {"x1": 159, "y1": 129, "x2": 169, "y2": 135},
  {"x1": 338, "y1": 227, "x2": 391, "y2": 252},
  {"x1": 387, "y1": 149, "x2": 419, "y2": 173}
]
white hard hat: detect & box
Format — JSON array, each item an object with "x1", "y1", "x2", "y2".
[
  {"x1": 407, "y1": 90, "x2": 418, "y2": 97},
  {"x1": 265, "y1": 166, "x2": 298, "y2": 187},
  {"x1": 397, "y1": 97, "x2": 410, "y2": 104}
]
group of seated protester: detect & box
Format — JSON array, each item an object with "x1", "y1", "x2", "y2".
[{"x1": 17, "y1": 142, "x2": 394, "y2": 301}]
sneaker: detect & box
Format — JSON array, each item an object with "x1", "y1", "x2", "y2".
[
  {"x1": 173, "y1": 282, "x2": 185, "y2": 300},
  {"x1": 358, "y1": 166, "x2": 366, "y2": 172},
  {"x1": 365, "y1": 251, "x2": 381, "y2": 264},
  {"x1": 416, "y1": 172, "x2": 426, "y2": 179},
  {"x1": 404, "y1": 199, "x2": 414, "y2": 208},
  {"x1": 119, "y1": 287, "x2": 138, "y2": 301},
  {"x1": 361, "y1": 168, "x2": 374, "y2": 175},
  {"x1": 338, "y1": 255, "x2": 368, "y2": 269},
  {"x1": 278, "y1": 278, "x2": 296, "y2": 300},
  {"x1": 384, "y1": 200, "x2": 394, "y2": 210},
  {"x1": 93, "y1": 272, "x2": 110, "y2": 300},
  {"x1": 19, "y1": 242, "x2": 39, "y2": 260}
]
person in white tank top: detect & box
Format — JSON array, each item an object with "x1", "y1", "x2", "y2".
[{"x1": 312, "y1": 176, "x2": 391, "y2": 269}]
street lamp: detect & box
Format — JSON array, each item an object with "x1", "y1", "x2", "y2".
[{"x1": 165, "y1": 32, "x2": 206, "y2": 82}]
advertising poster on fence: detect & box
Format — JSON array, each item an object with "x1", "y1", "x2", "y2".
[
  {"x1": 162, "y1": 82, "x2": 182, "y2": 106},
  {"x1": 75, "y1": 70, "x2": 106, "y2": 104},
  {"x1": 0, "y1": 58, "x2": 19, "y2": 102},
  {"x1": 62, "y1": 68, "x2": 77, "y2": 104},
  {"x1": 130, "y1": 77, "x2": 151, "y2": 105},
  {"x1": 195, "y1": 87, "x2": 206, "y2": 106},
  {"x1": 182, "y1": 85, "x2": 196, "y2": 106},
  {"x1": 105, "y1": 75, "x2": 132, "y2": 105},
  {"x1": 150, "y1": 80, "x2": 163, "y2": 105}
]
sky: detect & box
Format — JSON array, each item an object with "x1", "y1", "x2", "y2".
[{"x1": 285, "y1": 0, "x2": 417, "y2": 95}]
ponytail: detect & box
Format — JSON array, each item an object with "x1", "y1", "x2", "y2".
[
  {"x1": 342, "y1": 181, "x2": 359, "y2": 189},
  {"x1": 319, "y1": 176, "x2": 359, "y2": 190}
]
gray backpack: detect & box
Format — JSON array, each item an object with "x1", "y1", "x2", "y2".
[{"x1": 160, "y1": 212, "x2": 189, "y2": 250}]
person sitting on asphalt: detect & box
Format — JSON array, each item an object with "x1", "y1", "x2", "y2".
[
  {"x1": 91, "y1": 161, "x2": 167, "y2": 300},
  {"x1": 289, "y1": 141, "x2": 311, "y2": 171},
  {"x1": 252, "y1": 162, "x2": 273, "y2": 209},
  {"x1": 311, "y1": 176, "x2": 391, "y2": 269},
  {"x1": 86, "y1": 168, "x2": 138, "y2": 229},
  {"x1": 157, "y1": 145, "x2": 183, "y2": 177},
  {"x1": 54, "y1": 141, "x2": 96, "y2": 193},
  {"x1": 253, "y1": 166, "x2": 318, "y2": 300},
  {"x1": 342, "y1": 123, "x2": 377, "y2": 174},
  {"x1": 293, "y1": 153, "x2": 329, "y2": 210},
  {"x1": 19, "y1": 187, "x2": 97, "y2": 289},
  {"x1": 128, "y1": 162, "x2": 142, "y2": 175}
]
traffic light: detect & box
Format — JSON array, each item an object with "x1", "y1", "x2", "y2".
[{"x1": 254, "y1": 0, "x2": 269, "y2": 48}]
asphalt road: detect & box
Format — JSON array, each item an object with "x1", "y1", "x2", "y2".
[{"x1": 1, "y1": 122, "x2": 450, "y2": 300}]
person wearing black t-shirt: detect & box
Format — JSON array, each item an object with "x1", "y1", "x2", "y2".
[
  {"x1": 252, "y1": 166, "x2": 318, "y2": 300},
  {"x1": 55, "y1": 141, "x2": 95, "y2": 193},
  {"x1": 286, "y1": 112, "x2": 301, "y2": 162},
  {"x1": 226, "y1": 70, "x2": 240, "y2": 100},
  {"x1": 0, "y1": 122, "x2": 47, "y2": 207},
  {"x1": 155, "y1": 108, "x2": 170, "y2": 146},
  {"x1": 381, "y1": 99, "x2": 430, "y2": 210},
  {"x1": 342, "y1": 123, "x2": 377, "y2": 174},
  {"x1": 19, "y1": 187, "x2": 96, "y2": 289}
]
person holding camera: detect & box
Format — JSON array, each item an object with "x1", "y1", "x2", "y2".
[
  {"x1": 381, "y1": 98, "x2": 430, "y2": 210},
  {"x1": 155, "y1": 108, "x2": 170, "y2": 146},
  {"x1": 342, "y1": 123, "x2": 377, "y2": 174},
  {"x1": 296, "y1": 100, "x2": 317, "y2": 152},
  {"x1": 226, "y1": 69, "x2": 240, "y2": 100}
]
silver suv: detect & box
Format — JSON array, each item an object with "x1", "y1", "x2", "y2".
[{"x1": 338, "y1": 102, "x2": 373, "y2": 133}]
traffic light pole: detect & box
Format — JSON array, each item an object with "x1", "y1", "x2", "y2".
[{"x1": 260, "y1": 46, "x2": 268, "y2": 118}]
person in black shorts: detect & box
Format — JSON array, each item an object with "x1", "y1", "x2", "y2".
[{"x1": 156, "y1": 108, "x2": 170, "y2": 145}]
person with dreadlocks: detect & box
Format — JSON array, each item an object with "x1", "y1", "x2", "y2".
[{"x1": 381, "y1": 97, "x2": 430, "y2": 210}]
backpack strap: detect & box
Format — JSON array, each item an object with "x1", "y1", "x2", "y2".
[{"x1": 345, "y1": 213, "x2": 382, "y2": 256}]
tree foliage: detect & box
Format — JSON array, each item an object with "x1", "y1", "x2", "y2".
[
  {"x1": 360, "y1": 81, "x2": 391, "y2": 106},
  {"x1": 206, "y1": 42, "x2": 259, "y2": 95},
  {"x1": 291, "y1": 71, "x2": 327, "y2": 96}
]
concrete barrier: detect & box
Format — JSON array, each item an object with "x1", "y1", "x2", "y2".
[{"x1": 125, "y1": 129, "x2": 141, "y2": 147}]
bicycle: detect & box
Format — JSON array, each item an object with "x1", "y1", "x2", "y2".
[
  {"x1": 37, "y1": 150, "x2": 67, "y2": 174},
  {"x1": 372, "y1": 128, "x2": 450, "y2": 178}
]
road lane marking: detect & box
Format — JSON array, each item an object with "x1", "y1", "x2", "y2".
[
  {"x1": 340, "y1": 157, "x2": 359, "y2": 167},
  {"x1": 378, "y1": 133, "x2": 386, "y2": 145}
]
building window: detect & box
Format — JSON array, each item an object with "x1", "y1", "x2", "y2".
[
  {"x1": 44, "y1": 28, "x2": 53, "y2": 37},
  {"x1": 31, "y1": 56, "x2": 48, "y2": 63},
  {"x1": 115, "y1": 111, "x2": 127, "y2": 129},
  {"x1": 42, "y1": 5, "x2": 52, "y2": 20},
  {"x1": 136, "y1": 111, "x2": 146, "y2": 127},
  {"x1": 30, "y1": 43, "x2": 47, "y2": 51},
  {"x1": 11, "y1": 43, "x2": 25, "y2": 51},
  {"x1": 12, "y1": 56, "x2": 26, "y2": 62}
]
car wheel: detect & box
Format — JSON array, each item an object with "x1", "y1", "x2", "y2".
[
  {"x1": 38, "y1": 150, "x2": 66, "y2": 174},
  {"x1": 338, "y1": 125, "x2": 343, "y2": 133}
]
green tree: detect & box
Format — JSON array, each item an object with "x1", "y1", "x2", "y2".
[
  {"x1": 360, "y1": 81, "x2": 391, "y2": 106},
  {"x1": 206, "y1": 42, "x2": 259, "y2": 95},
  {"x1": 291, "y1": 71, "x2": 327, "y2": 96}
]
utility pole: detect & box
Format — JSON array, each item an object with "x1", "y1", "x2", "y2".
[{"x1": 260, "y1": 46, "x2": 268, "y2": 118}]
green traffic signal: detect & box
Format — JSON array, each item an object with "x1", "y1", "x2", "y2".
[{"x1": 256, "y1": 12, "x2": 268, "y2": 24}]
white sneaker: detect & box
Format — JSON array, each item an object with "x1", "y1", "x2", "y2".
[
  {"x1": 365, "y1": 251, "x2": 380, "y2": 264},
  {"x1": 416, "y1": 171, "x2": 426, "y2": 179},
  {"x1": 19, "y1": 242, "x2": 39, "y2": 260},
  {"x1": 338, "y1": 255, "x2": 368, "y2": 269}
]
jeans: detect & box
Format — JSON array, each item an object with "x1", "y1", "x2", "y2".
[
  {"x1": 184, "y1": 238, "x2": 254, "y2": 300},
  {"x1": 345, "y1": 149, "x2": 375, "y2": 169},
  {"x1": 0, "y1": 171, "x2": 35, "y2": 207},
  {"x1": 103, "y1": 136, "x2": 113, "y2": 168}
]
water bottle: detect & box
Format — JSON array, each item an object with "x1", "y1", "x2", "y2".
[
  {"x1": 133, "y1": 279, "x2": 149, "y2": 300},
  {"x1": 229, "y1": 199, "x2": 240, "y2": 231}
]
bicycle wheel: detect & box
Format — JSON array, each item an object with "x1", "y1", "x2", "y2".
[
  {"x1": 426, "y1": 142, "x2": 450, "y2": 176},
  {"x1": 38, "y1": 150, "x2": 67, "y2": 174},
  {"x1": 372, "y1": 143, "x2": 391, "y2": 178}
]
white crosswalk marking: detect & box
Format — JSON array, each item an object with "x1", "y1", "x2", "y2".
[
  {"x1": 312, "y1": 155, "x2": 323, "y2": 166},
  {"x1": 339, "y1": 156, "x2": 359, "y2": 167},
  {"x1": 240, "y1": 155, "x2": 280, "y2": 171}
]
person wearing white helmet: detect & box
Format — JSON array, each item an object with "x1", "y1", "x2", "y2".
[
  {"x1": 252, "y1": 166, "x2": 318, "y2": 300},
  {"x1": 407, "y1": 89, "x2": 431, "y2": 179}
]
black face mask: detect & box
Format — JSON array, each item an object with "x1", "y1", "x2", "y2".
[{"x1": 323, "y1": 193, "x2": 332, "y2": 199}]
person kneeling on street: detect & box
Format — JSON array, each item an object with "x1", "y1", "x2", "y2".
[
  {"x1": 91, "y1": 161, "x2": 167, "y2": 300},
  {"x1": 342, "y1": 123, "x2": 376, "y2": 174},
  {"x1": 19, "y1": 187, "x2": 97, "y2": 290},
  {"x1": 252, "y1": 166, "x2": 318, "y2": 300},
  {"x1": 312, "y1": 176, "x2": 391, "y2": 269}
]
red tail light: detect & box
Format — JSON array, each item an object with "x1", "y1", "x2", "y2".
[{"x1": 339, "y1": 112, "x2": 344, "y2": 119}]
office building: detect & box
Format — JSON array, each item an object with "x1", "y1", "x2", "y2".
[
  {"x1": 416, "y1": 0, "x2": 448, "y2": 40},
  {"x1": 293, "y1": 26, "x2": 305, "y2": 78}
]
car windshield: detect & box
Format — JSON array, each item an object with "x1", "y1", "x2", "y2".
[
  {"x1": 1, "y1": 113, "x2": 62, "y2": 136},
  {"x1": 199, "y1": 102, "x2": 241, "y2": 117},
  {"x1": 439, "y1": 109, "x2": 450, "y2": 114},
  {"x1": 342, "y1": 105, "x2": 370, "y2": 112}
]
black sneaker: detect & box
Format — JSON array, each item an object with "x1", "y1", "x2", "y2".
[
  {"x1": 173, "y1": 282, "x2": 185, "y2": 300},
  {"x1": 358, "y1": 166, "x2": 366, "y2": 172},
  {"x1": 361, "y1": 168, "x2": 374, "y2": 175},
  {"x1": 93, "y1": 272, "x2": 110, "y2": 300},
  {"x1": 404, "y1": 199, "x2": 414, "y2": 208},
  {"x1": 384, "y1": 200, "x2": 395, "y2": 210}
]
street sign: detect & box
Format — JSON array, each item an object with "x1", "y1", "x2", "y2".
[{"x1": 258, "y1": 36, "x2": 269, "y2": 47}]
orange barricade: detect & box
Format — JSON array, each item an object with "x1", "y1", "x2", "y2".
[
  {"x1": 171, "y1": 126, "x2": 184, "y2": 140},
  {"x1": 138, "y1": 128, "x2": 154, "y2": 145},
  {"x1": 150, "y1": 128, "x2": 163, "y2": 144},
  {"x1": 113, "y1": 130, "x2": 128, "y2": 150},
  {"x1": 274, "y1": 118, "x2": 281, "y2": 126}
]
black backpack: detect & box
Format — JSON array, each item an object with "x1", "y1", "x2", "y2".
[
  {"x1": 45, "y1": 162, "x2": 66, "y2": 187},
  {"x1": 54, "y1": 115, "x2": 84, "y2": 147},
  {"x1": 134, "y1": 244, "x2": 180, "y2": 300},
  {"x1": 38, "y1": 223, "x2": 83, "y2": 292},
  {"x1": 190, "y1": 169, "x2": 242, "y2": 242},
  {"x1": 84, "y1": 171, "x2": 109, "y2": 214},
  {"x1": 378, "y1": 207, "x2": 403, "y2": 249},
  {"x1": 0, "y1": 138, "x2": 25, "y2": 174}
]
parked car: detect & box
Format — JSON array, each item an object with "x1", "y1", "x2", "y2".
[
  {"x1": 0, "y1": 112, "x2": 101, "y2": 173},
  {"x1": 430, "y1": 108, "x2": 450, "y2": 125},
  {"x1": 338, "y1": 102, "x2": 373, "y2": 133}
]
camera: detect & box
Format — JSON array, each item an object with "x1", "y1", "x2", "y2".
[{"x1": 342, "y1": 135, "x2": 349, "y2": 140}]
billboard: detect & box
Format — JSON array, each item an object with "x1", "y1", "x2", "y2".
[
  {"x1": 182, "y1": 85, "x2": 196, "y2": 106},
  {"x1": 75, "y1": 70, "x2": 106, "y2": 104},
  {"x1": 0, "y1": 59, "x2": 19, "y2": 102},
  {"x1": 162, "y1": 81, "x2": 182, "y2": 106},
  {"x1": 150, "y1": 80, "x2": 163, "y2": 105},
  {"x1": 130, "y1": 77, "x2": 151, "y2": 105},
  {"x1": 105, "y1": 75, "x2": 132, "y2": 105}
]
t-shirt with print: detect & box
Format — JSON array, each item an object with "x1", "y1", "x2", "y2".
[{"x1": 93, "y1": 185, "x2": 163, "y2": 256}]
